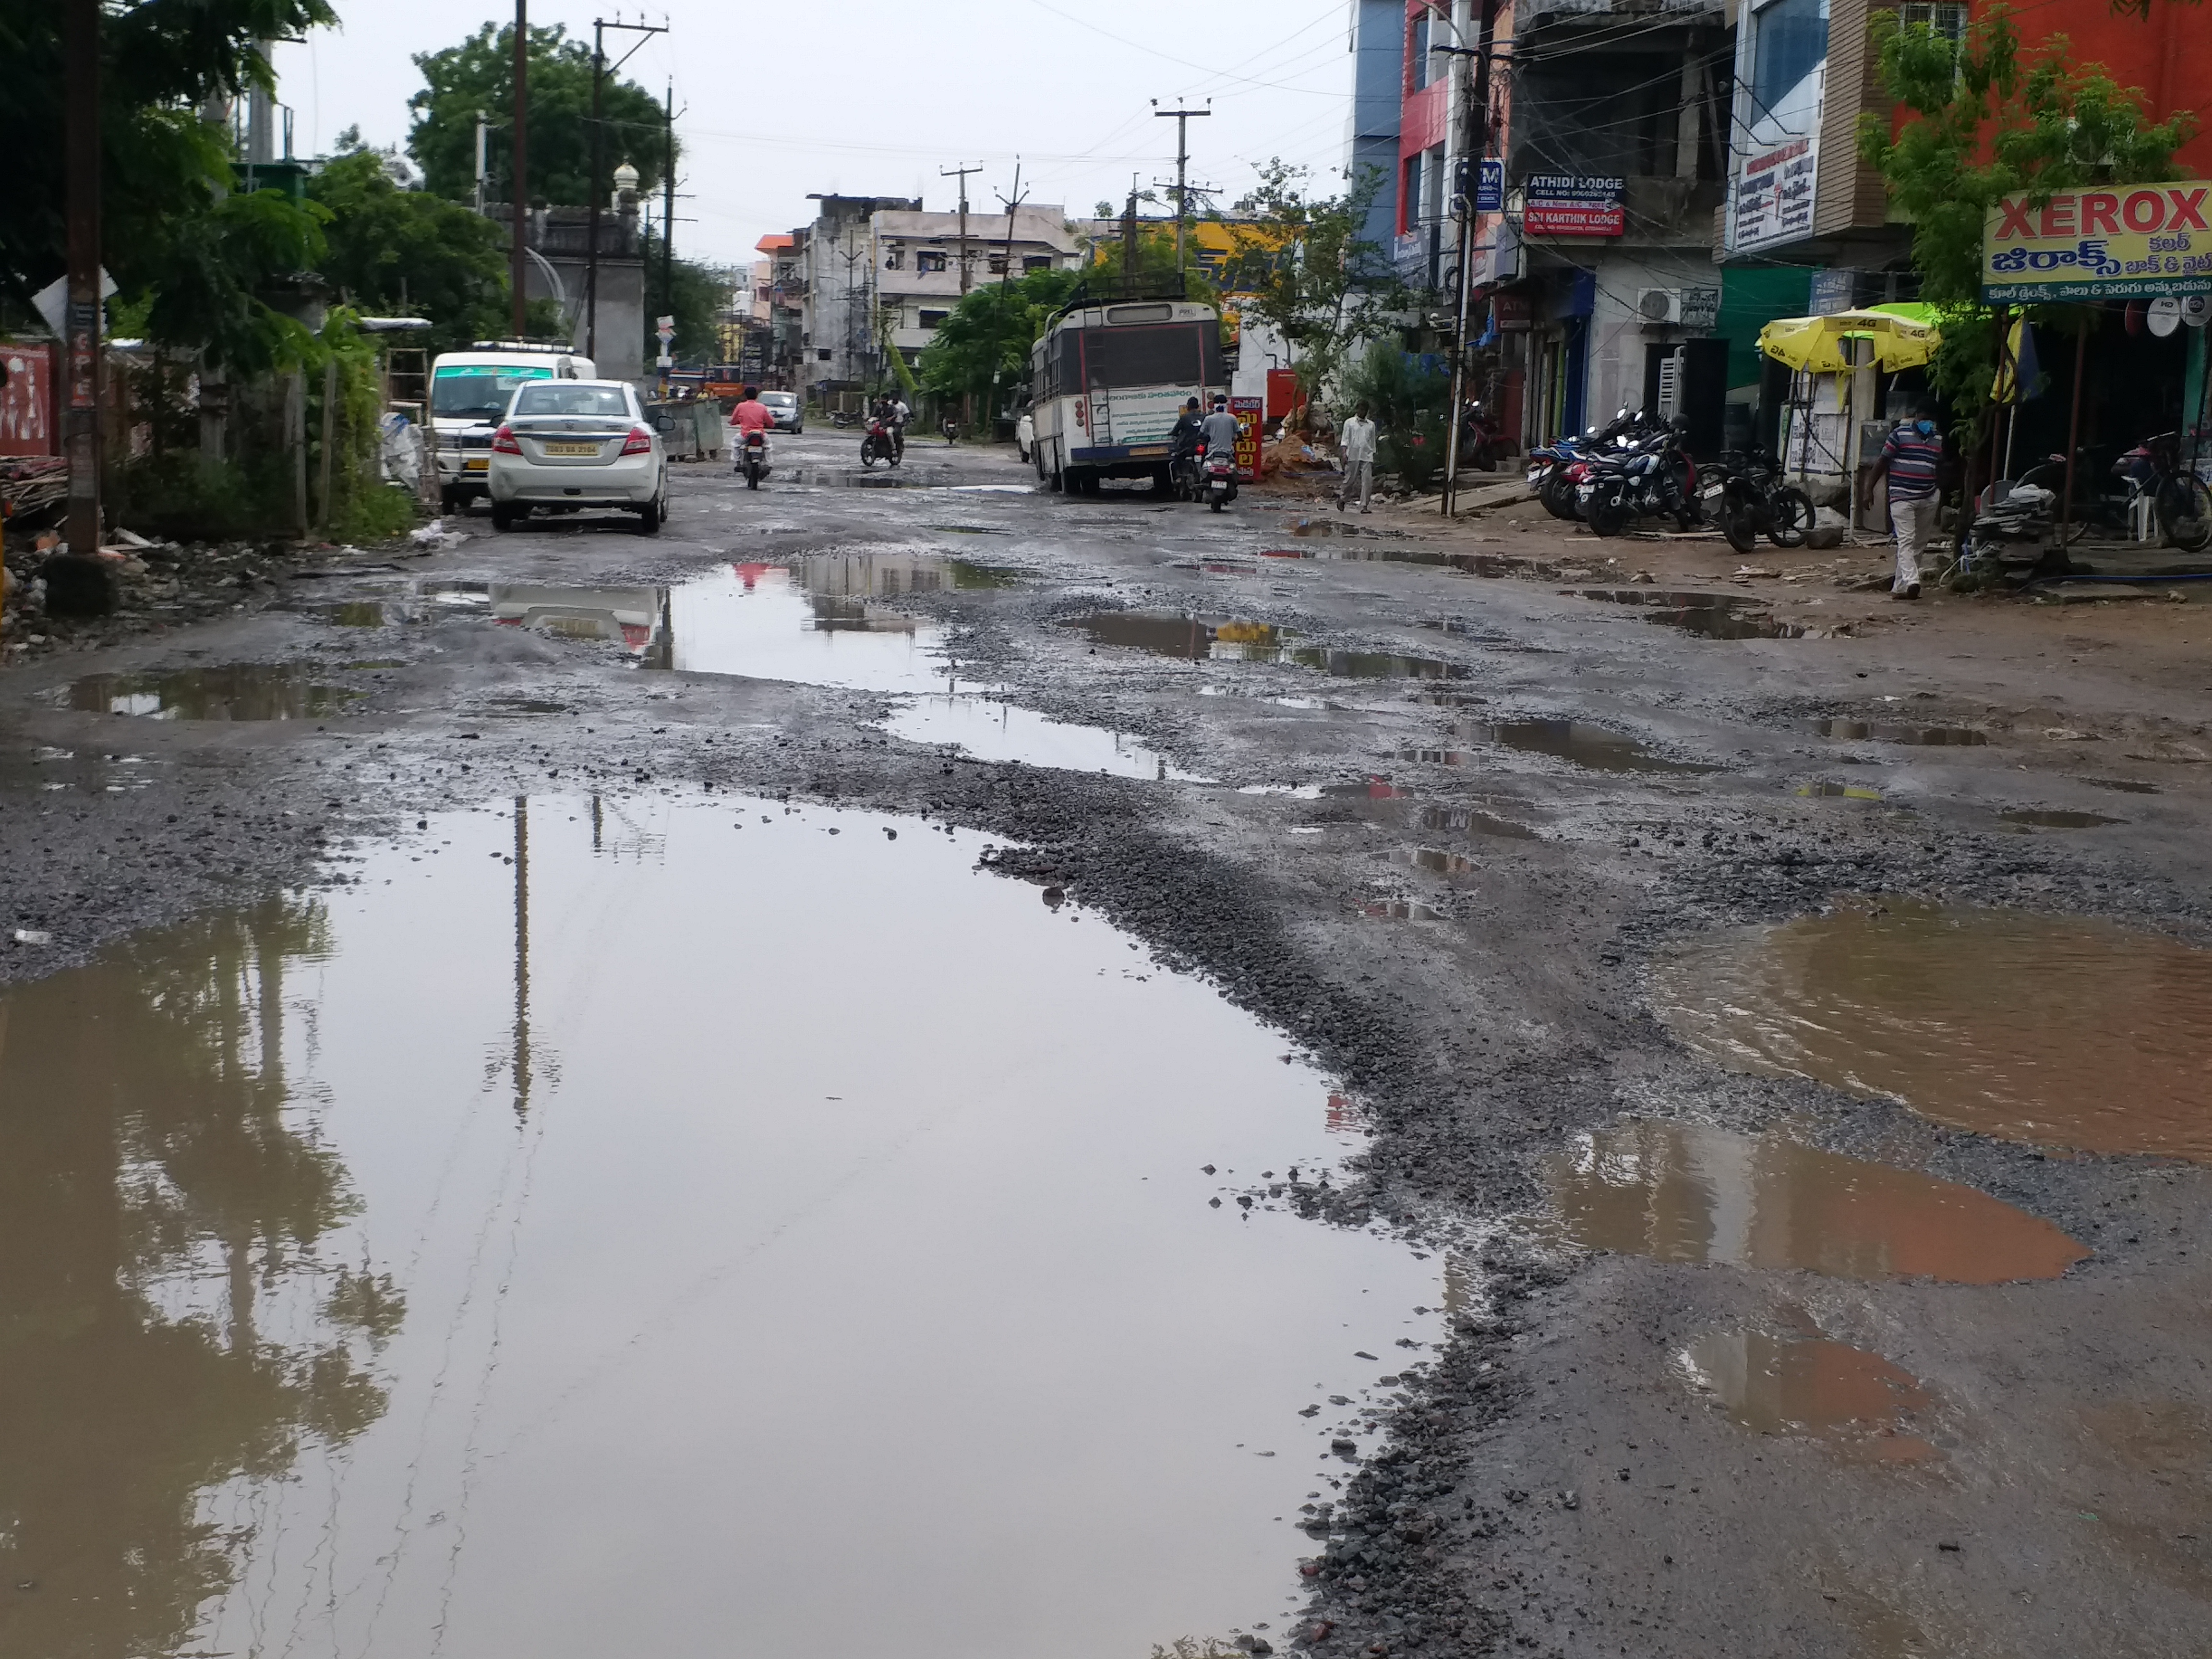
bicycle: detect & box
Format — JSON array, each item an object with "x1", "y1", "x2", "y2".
[{"x1": 2015, "y1": 430, "x2": 2212, "y2": 553}]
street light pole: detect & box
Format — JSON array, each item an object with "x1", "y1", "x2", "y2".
[
  {"x1": 1433, "y1": 3, "x2": 1496, "y2": 519},
  {"x1": 55, "y1": 0, "x2": 114, "y2": 612},
  {"x1": 510, "y1": 0, "x2": 529, "y2": 338},
  {"x1": 582, "y1": 19, "x2": 665, "y2": 363}
]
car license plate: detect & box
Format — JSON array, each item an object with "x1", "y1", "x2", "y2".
[
  {"x1": 543, "y1": 442, "x2": 599, "y2": 457},
  {"x1": 463, "y1": 458, "x2": 489, "y2": 472}
]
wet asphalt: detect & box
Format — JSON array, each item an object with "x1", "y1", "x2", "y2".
[{"x1": 4, "y1": 429, "x2": 2210, "y2": 1657}]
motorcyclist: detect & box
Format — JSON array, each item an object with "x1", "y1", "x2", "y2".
[
  {"x1": 731, "y1": 385, "x2": 773, "y2": 473},
  {"x1": 885, "y1": 393, "x2": 911, "y2": 461},
  {"x1": 1169, "y1": 397, "x2": 1205, "y2": 493},
  {"x1": 1199, "y1": 394, "x2": 1242, "y2": 503}
]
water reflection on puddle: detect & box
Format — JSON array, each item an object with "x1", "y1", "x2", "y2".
[
  {"x1": 1999, "y1": 808, "x2": 2125, "y2": 829},
  {"x1": 1654, "y1": 901, "x2": 2212, "y2": 1161},
  {"x1": 1813, "y1": 720, "x2": 1989, "y2": 746},
  {"x1": 1476, "y1": 721, "x2": 1716, "y2": 775},
  {"x1": 882, "y1": 695, "x2": 1208, "y2": 781},
  {"x1": 1575, "y1": 589, "x2": 1804, "y2": 640},
  {"x1": 1539, "y1": 1118, "x2": 2086, "y2": 1282},
  {"x1": 63, "y1": 664, "x2": 362, "y2": 721},
  {"x1": 4, "y1": 794, "x2": 1436, "y2": 1658},
  {"x1": 1678, "y1": 1330, "x2": 1938, "y2": 1464},
  {"x1": 1063, "y1": 613, "x2": 1468, "y2": 680}
]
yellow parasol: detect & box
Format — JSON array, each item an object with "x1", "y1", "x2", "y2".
[{"x1": 1757, "y1": 308, "x2": 1943, "y2": 373}]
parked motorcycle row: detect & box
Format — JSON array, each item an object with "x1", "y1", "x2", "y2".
[{"x1": 1524, "y1": 409, "x2": 1812, "y2": 550}]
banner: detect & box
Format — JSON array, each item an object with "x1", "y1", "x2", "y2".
[
  {"x1": 1731, "y1": 137, "x2": 1817, "y2": 252},
  {"x1": 1982, "y1": 182, "x2": 2212, "y2": 301},
  {"x1": 1523, "y1": 175, "x2": 1624, "y2": 237},
  {"x1": 1230, "y1": 397, "x2": 1263, "y2": 482}
]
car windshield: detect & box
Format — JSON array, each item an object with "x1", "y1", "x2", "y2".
[
  {"x1": 433, "y1": 365, "x2": 554, "y2": 421},
  {"x1": 512, "y1": 385, "x2": 631, "y2": 418},
  {"x1": 762, "y1": 394, "x2": 796, "y2": 409}
]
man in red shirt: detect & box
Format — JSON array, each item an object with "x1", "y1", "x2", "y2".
[{"x1": 731, "y1": 385, "x2": 774, "y2": 473}]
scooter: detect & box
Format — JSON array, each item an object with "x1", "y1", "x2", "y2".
[
  {"x1": 830, "y1": 409, "x2": 860, "y2": 430},
  {"x1": 1203, "y1": 443, "x2": 1236, "y2": 512},
  {"x1": 740, "y1": 428, "x2": 770, "y2": 490},
  {"x1": 860, "y1": 416, "x2": 900, "y2": 469}
]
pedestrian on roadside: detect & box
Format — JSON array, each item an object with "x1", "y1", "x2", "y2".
[
  {"x1": 1338, "y1": 401, "x2": 1378, "y2": 514},
  {"x1": 1860, "y1": 395, "x2": 1946, "y2": 599}
]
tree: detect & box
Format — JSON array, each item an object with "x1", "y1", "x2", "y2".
[
  {"x1": 1219, "y1": 161, "x2": 1403, "y2": 407},
  {"x1": 1858, "y1": 3, "x2": 2196, "y2": 419},
  {"x1": 309, "y1": 148, "x2": 511, "y2": 353},
  {"x1": 408, "y1": 22, "x2": 673, "y2": 209},
  {"x1": 0, "y1": 0, "x2": 335, "y2": 369},
  {"x1": 917, "y1": 267, "x2": 1082, "y2": 409}
]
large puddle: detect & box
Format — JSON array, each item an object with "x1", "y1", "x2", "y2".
[
  {"x1": 64, "y1": 664, "x2": 361, "y2": 721},
  {"x1": 1476, "y1": 720, "x2": 1716, "y2": 775},
  {"x1": 1653, "y1": 901, "x2": 2212, "y2": 1161},
  {"x1": 0, "y1": 793, "x2": 1435, "y2": 1658},
  {"x1": 1063, "y1": 613, "x2": 1469, "y2": 681},
  {"x1": 1539, "y1": 1118, "x2": 2086, "y2": 1282},
  {"x1": 1575, "y1": 589, "x2": 1805, "y2": 641}
]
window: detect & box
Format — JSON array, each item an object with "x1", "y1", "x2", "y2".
[
  {"x1": 511, "y1": 383, "x2": 631, "y2": 418},
  {"x1": 1410, "y1": 12, "x2": 1432, "y2": 89},
  {"x1": 988, "y1": 253, "x2": 1009, "y2": 275},
  {"x1": 1403, "y1": 152, "x2": 1423, "y2": 230},
  {"x1": 1752, "y1": 0, "x2": 1828, "y2": 112},
  {"x1": 1897, "y1": 2, "x2": 1966, "y2": 40},
  {"x1": 884, "y1": 248, "x2": 904, "y2": 269},
  {"x1": 1024, "y1": 254, "x2": 1055, "y2": 273},
  {"x1": 919, "y1": 309, "x2": 950, "y2": 330},
  {"x1": 1079, "y1": 324, "x2": 1225, "y2": 391},
  {"x1": 916, "y1": 250, "x2": 948, "y2": 273},
  {"x1": 817, "y1": 348, "x2": 833, "y2": 361}
]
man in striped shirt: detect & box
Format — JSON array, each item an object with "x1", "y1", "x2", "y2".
[{"x1": 1862, "y1": 397, "x2": 1947, "y2": 599}]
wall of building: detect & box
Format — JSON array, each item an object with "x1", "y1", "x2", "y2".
[{"x1": 1347, "y1": 0, "x2": 1407, "y2": 251}]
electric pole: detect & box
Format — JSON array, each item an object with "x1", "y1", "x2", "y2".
[
  {"x1": 1433, "y1": 3, "x2": 1497, "y2": 518},
  {"x1": 982, "y1": 164, "x2": 1026, "y2": 429},
  {"x1": 583, "y1": 18, "x2": 665, "y2": 362},
  {"x1": 661, "y1": 81, "x2": 676, "y2": 350},
  {"x1": 1152, "y1": 99, "x2": 1210, "y2": 281},
  {"x1": 510, "y1": 0, "x2": 529, "y2": 338},
  {"x1": 474, "y1": 110, "x2": 488, "y2": 214},
  {"x1": 57, "y1": 0, "x2": 110, "y2": 608},
  {"x1": 941, "y1": 163, "x2": 981, "y2": 295}
]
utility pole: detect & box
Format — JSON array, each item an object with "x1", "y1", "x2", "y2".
[
  {"x1": 941, "y1": 163, "x2": 981, "y2": 295},
  {"x1": 661, "y1": 83, "x2": 676, "y2": 352},
  {"x1": 474, "y1": 109, "x2": 488, "y2": 214},
  {"x1": 585, "y1": 18, "x2": 666, "y2": 361},
  {"x1": 982, "y1": 163, "x2": 1026, "y2": 429},
  {"x1": 56, "y1": 0, "x2": 111, "y2": 609},
  {"x1": 1434, "y1": 2, "x2": 1496, "y2": 518},
  {"x1": 510, "y1": 0, "x2": 529, "y2": 338},
  {"x1": 1152, "y1": 99, "x2": 1211, "y2": 282}
]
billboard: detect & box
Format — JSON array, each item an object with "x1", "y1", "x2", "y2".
[
  {"x1": 1731, "y1": 137, "x2": 1817, "y2": 253},
  {"x1": 1982, "y1": 182, "x2": 2212, "y2": 301},
  {"x1": 1524, "y1": 176, "x2": 1624, "y2": 237}
]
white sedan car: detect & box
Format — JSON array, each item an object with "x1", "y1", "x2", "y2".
[{"x1": 488, "y1": 379, "x2": 671, "y2": 533}]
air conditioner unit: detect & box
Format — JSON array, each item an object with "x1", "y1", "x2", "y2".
[{"x1": 1636, "y1": 288, "x2": 1682, "y2": 326}]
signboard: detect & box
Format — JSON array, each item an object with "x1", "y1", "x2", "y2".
[
  {"x1": 1807, "y1": 268, "x2": 1855, "y2": 316},
  {"x1": 1476, "y1": 158, "x2": 1504, "y2": 215},
  {"x1": 1523, "y1": 175, "x2": 1624, "y2": 237},
  {"x1": 1230, "y1": 396, "x2": 1262, "y2": 482},
  {"x1": 0, "y1": 342, "x2": 57, "y2": 457},
  {"x1": 1731, "y1": 137, "x2": 1817, "y2": 252},
  {"x1": 1680, "y1": 286, "x2": 1721, "y2": 331},
  {"x1": 1982, "y1": 182, "x2": 2212, "y2": 301}
]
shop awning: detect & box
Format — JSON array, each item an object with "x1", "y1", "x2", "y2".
[{"x1": 1757, "y1": 308, "x2": 1943, "y2": 373}]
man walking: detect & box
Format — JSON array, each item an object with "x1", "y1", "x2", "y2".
[
  {"x1": 1339, "y1": 400, "x2": 1378, "y2": 513},
  {"x1": 1861, "y1": 396, "x2": 1946, "y2": 599}
]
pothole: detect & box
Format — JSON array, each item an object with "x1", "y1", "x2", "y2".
[
  {"x1": 1062, "y1": 613, "x2": 1469, "y2": 680},
  {"x1": 1474, "y1": 720, "x2": 1717, "y2": 775},
  {"x1": 60, "y1": 664, "x2": 364, "y2": 721},
  {"x1": 1654, "y1": 899, "x2": 2212, "y2": 1160},
  {"x1": 1677, "y1": 1329, "x2": 1939, "y2": 1464}
]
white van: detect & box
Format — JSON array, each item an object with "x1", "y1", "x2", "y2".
[{"x1": 430, "y1": 342, "x2": 596, "y2": 512}]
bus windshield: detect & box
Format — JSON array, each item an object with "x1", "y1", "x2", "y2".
[{"x1": 1080, "y1": 324, "x2": 1222, "y2": 390}]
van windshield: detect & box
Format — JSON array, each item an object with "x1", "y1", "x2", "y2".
[{"x1": 433, "y1": 365, "x2": 555, "y2": 421}]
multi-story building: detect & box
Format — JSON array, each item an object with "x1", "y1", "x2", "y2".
[
  {"x1": 752, "y1": 236, "x2": 800, "y2": 386},
  {"x1": 870, "y1": 206, "x2": 1082, "y2": 370},
  {"x1": 1346, "y1": 0, "x2": 1407, "y2": 254},
  {"x1": 791, "y1": 195, "x2": 921, "y2": 395}
]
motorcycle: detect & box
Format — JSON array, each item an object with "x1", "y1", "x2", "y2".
[
  {"x1": 1714, "y1": 446, "x2": 1813, "y2": 553},
  {"x1": 1203, "y1": 443, "x2": 1236, "y2": 512},
  {"x1": 859, "y1": 416, "x2": 900, "y2": 469},
  {"x1": 830, "y1": 409, "x2": 861, "y2": 430},
  {"x1": 1459, "y1": 401, "x2": 1502, "y2": 472},
  {"x1": 1528, "y1": 409, "x2": 1657, "y2": 521},
  {"x1": 1169, "y1": 445, "x2": 1205, "y2": 502},
  {"x1": 740, "y1": 429, "x2": 770, "y2": 490},
  {"x1": 1582, "y1": 422, "x2": 1701, "y2": 536}
]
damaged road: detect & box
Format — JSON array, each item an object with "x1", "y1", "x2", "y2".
[{"x1": 3, "y1": 431, "x2": 2209, "y2": 1658}]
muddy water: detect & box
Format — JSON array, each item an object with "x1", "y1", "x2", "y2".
[
  {"x1": 64, "y1": 664, "x2": 361, "y2": 721},
  {"x1": 1477, "y1": 720, "x2": 1716, "y2": 775},
  {"x1": 1575, "y1": 589, "x2": 1804, "y2": 640},
  {"x1": 880, "y1": 694, "x2": 1207, "y2": 781},
  {"x1": 1812, "y1": 720, "x2": 1989, "y2": 745},
  {"x1": 3, "y1": 794, "x2": 1433, "y2": 1659},
  {"x1": 1539, "y1": 1119, "x2": 2086, "y2": 1282},
  {"x1": 1655, "y1": 902, "x2": 2212, "y2": 1161},
  {"x1": 1999, "y1": 808, "x2": 2125, "y2": 829},
  {"x1": 1063, "y1": 613, "x2": 1468, "y2": 680},
  {"x1": 1677, "y1": 1330, "x2": 1938, "y2": 1463}
]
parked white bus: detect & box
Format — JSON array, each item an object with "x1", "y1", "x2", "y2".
[{"x1": 1026, "y1": 300, "x2": 1227, "y2": 495}]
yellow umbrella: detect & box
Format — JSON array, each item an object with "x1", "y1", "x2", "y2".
[{"x1": 1758, "y1": 308, "x2": 1943, "y2": 373}]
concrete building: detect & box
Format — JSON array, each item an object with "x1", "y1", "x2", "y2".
[
  {"x1": 871, "y1": 206, "x2": 1082, "y2": 369},
  {"x1": 792, "y1": 195, "x2": 920, "y2": 395},
  {"x1": 1346, "y1": 0, "x2": 1407, "y2": 253}
]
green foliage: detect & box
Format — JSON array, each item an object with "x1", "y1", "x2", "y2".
[
  {"x1": 309, "y1": 149, "x2": 510, "y2": 353},
  {"x1": 918, "y1": 267, "x2": 1083, "y2": 407},
  {"x1": 117, "y1": 452, "x2": 279, "y2": 543},
  {"x1": 0, "y1": 0, "x2": 335, "y2": 367},
  {"x1": 1858, "y1": 3, "x2": 2196, "y2": 431},
  {"x1": 409, "y1": 22, "x2": 673, "y2": 208},
  {"x1": 1342, "y1": 347, "x2": 1451, "y2": 490},
  {"x1": 640, "y1": 234, "x2": 731, "y2": 370},
  {"x1": 1221, "y1": 160, "x2": 1404, "y2": 405}
]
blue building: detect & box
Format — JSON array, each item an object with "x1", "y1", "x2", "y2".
[{"x1": 1344, "y1": 0, "x2": 1404, "y2": 256}]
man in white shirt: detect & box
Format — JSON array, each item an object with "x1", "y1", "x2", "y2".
[
  {"x1": 1199, "y1": 395, "x2": 1243, "y2": 503},
  {"x1": 1338, "y1": 401, "x2": 1378, "y2": 513}
]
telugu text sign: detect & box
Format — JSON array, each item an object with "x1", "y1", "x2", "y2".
[
  {"x1": 1731, "y1": 137, "x2": 1817, "y2": 253},
  {"x1": 1982, "y1": 182, "x2": 2212, "y2": 301},
  {"x1": 1523, "y1": 175, "x2": 1624, "y2": 238}
]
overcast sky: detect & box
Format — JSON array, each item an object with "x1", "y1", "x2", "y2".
[{"x1": 271, "y1": 0, "x2": 1360, "y2": 270}]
